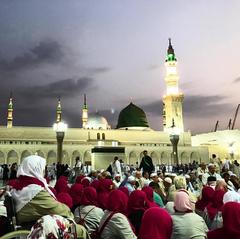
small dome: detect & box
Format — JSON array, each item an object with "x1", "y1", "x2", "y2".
[
  {"x1": 116, "y1": 102, "x2": 149, "y2": 129},
  {"x1": 86, "y1": 113, "x2": 110, "y2": 130}
]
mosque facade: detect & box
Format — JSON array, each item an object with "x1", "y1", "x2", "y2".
[{"x1": 0, "y1": 40, "x2": 216, "y2": 169}]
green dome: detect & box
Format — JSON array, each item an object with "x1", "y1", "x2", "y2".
[{"x1": 116, "y1": 102, "x2": 149, "y2": 129}]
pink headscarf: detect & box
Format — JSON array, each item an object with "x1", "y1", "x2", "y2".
[
  {"x1": 206, "y1": 189, "x2": 225, "y2": 220},
  {"x1": 107, "y1": 190, "x2": 128, "y2": 215},
  {"x1": 208, "y1": 202, "x2": 240, "y2": 239},
  {"x1": 174, "y1": 190, "x2": 193, "y2": 213},
  {"x1": 69, "y1": 183, "x2": 84, "y2": 206},
  {"x1": 139, "y1": 207, "x2": 173, "y2": 239},
  {"x1": 54, "y1": 176, "x2": 69, "y2": 194},
  {"x1": 195, "y1": 186, "x2": 215, "y2": 211},
  {"x1": 80, "y1": 187, "x2": 98, "y2": 206},
  {"x1": 127, "y1": 190, "x2": 149, "y2": 214},
  {"x1": 57, "y1": 192, "x2": 73, "y2": 209},
  {"x1": 142, "y1": 186, "x2": 158, "y2": 207},
  {"x1": 98, "y1": 179, "x2": 114, "y2": 210}
]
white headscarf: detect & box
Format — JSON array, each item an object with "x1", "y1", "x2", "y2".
[
  {"x1": 11, "y1": 155, "x2": 56, "y2": 212},
  {"x1": 223, "y1": 191, "x2": 240, "y2": 204}
]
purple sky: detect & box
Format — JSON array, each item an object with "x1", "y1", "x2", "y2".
[{"x1": 0, "y1": 0, "x2": 239, "y2": 134}]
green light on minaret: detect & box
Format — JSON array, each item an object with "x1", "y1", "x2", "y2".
[
  {"x1": 166, "y1": 38, "x2": 177, "y2": 62},
  {"x1": 83, "y1": 94, "x2": 87, "y2": 109}
]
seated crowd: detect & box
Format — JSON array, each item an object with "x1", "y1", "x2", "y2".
[{"x1": 0, "y1": 155, "x2": 240, "y2": 238}]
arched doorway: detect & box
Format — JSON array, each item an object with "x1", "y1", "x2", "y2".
[
  {"x1": 161, "y1": 152, "x2": 168, "y2": 165},
  {"x1": 150, "y1": 152, "x2": 159, "y2": 165},
  {"x1": 190, "y1": 152, "x2": 201, "y2": 163},
  {"x1": 36, "y1": 150, "x2": 45, "y2": 158},
  {"x1": 71, "y1": 150, "x2": 81, "y2": 167},
  {"x1": 7, "y1": 150, "x2": 18, "y2": 165},
  {"x1": 62, "y1": 150, "x2": 69, "y2": 165},
  {"x1": 181, "y1": 152, "x2": 189, "y2": 164},
  {"x1": 129, "y1": 151, "x2": 137, "y2": 165},
  {"x1": 21, "y1": 150, "x2": 31, "y2": 161},
  {"x1": 84, "y1": 151, "x2": 91, "y2": 164},
  {"x1": 47, "y1": 151, "x2": 57, "y2": 165},
  {"x1": 0, "y1": 151, "x2": 5, "y2": 164}
]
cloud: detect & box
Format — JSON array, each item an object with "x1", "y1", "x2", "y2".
[
  {"x1": 142, "y1": 94, "x2": 232, "y2": 118},
  {"x1": 0, "y1": 40, "x2": 63, "y2": 73},
  {"x1": 233, "y1": 76, "x2": 240, "y2": 83}
]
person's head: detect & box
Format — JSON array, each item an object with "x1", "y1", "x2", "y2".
[
  {"x1": 174, "y1": 176, "x2": 187, "y2": 190},
  {"x1": 99, "y1": 178, "x2": 114, "y2": 192},
  {"x1": 221, "y1": 202, "x2": 240, "y2": 238},
  {"x1": 127, "y1": 176, "x2": 136, "y2": 186},
  {"x1": 139, "y1": 207, "x2": 173, "y2": 239},
  {"x1": 75, "y1": 156, "x2": 80, "y2": 162},
  {"x1": 215, "y1": 179, "x2": 228, "y2": 192},
  {"x1": 208, "y1": 164, "x2": 216, "y2": 174},
  {"x1": 114, "y1": 174, "x2": 121, "y2": 182},
  {"x1": 18, "y1": 155, "x2": 46, "y2": 178},
  {"x1": 149, "y1": 181, "x2": 160, "y2": 192},
  {"x1": 107, "y1": 190, "x2": 128, "y2": 214},
  {"x1": 80, "y1": 186, "x2": 98, "y2": 206},
  {"x1": 174, "y1": 190, "x2": 193, "y2": 213},
  {"x1": 57, "y1": 192, "x2": 73, "y2": 209},
  {"x1": 135, "y1": 171, "x2": 142, "y2": 179},
  {"x1": 222, "y1": 172, "x2": 230, "y2": 183},
  {"x1": 143, "y1": 171, "x2": 149, "y2": 179},
  {"x1": 69, "y1": 183, "x2": 83, "y2": 206},
  {"x1": 207, "y1": 176, "x2": 217, "y2": 188},
  {"x1": 143, "y1": 150, "x2": 148, "y2": 156},
  {"x1": 142, "y1": 186, "x2": 154, "y2": 202},
  {"x1": 150, "y1": 173, "x2": 159, "y2": 183},
  {"x1": 114, "y1": 156, "x2": 118, "y2": 161},
  {"x1": 163, "y1": 177, "x2": 172, "y2": 189},
  {"x1": 127, "y1": 190, "x2": 149, "y2": 214}
]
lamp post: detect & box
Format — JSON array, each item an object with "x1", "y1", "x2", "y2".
[
  {"x1": 169, "y1": 119, "x2": 180, "y2": 165},
  {"x1": 53, "y1": 122, "x2": 68, "y2": 164}
]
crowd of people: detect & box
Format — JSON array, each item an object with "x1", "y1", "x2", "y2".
[{"x1": 0, "y1": 151, "x2": 240, "y2": 238}]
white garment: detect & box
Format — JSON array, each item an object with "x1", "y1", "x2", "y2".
[
  {"x1": 11, "y1": 155, "x2": 56, "y2": 212},
  {"x1": 202, "y1": 172, "x2": 222, "y2": 185},
  {"x1": 112, "y1": 160, "x2": 122, "y2": 176},
  {"x1": 74, "y1": 205, "x2": 104, "y2": 234},
  {"x1": 99, "y1": 210, "x2": 137, "y2": 239},
  {"x1": 223, "y1": 191, "x2": 240, "y2": 204}
]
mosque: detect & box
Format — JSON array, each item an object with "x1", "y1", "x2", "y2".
[{"x1": 0, "y1": 40, "x2": 238, "y2": 169}]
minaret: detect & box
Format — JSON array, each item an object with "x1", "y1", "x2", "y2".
[
  {"x1": 7, "y1": 93, "x2": 13, "y2": 128},
  {"x1": 82, "y1": 94, "x2": 88, "y2": 128},
  {"x1": 56, "y1": 98, "x2": 62, "y2": 123},
  {"x1": 162, "y1": 39, "x2": 184, "y2": 132}
]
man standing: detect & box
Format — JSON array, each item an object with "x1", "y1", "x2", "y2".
[
  {"x1": 139, "y1": 150, "x2": 154, "y2": 177},
  {"x1": 202, "y1": 163, "x2": 221, "y2": 185},
  {"x1": 111, "y1": 156, "x2": 122, "y2": 177},
  {"x1": 74, "y1": 156, "x2": 82, "y2": 177}
]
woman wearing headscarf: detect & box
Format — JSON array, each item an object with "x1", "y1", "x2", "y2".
[
  {"x1": 57, "y1": 192, "x2": 73, "y2": 209},
  {"x1": 70, "y1": 183, "x2": 84, "y2": 210},
  {"x1": 203, "y1": 189, "x2": 225, "y2": 229},
  {"x1": 97, "y1": 178, "x2": 114, "y2": 210},
  {"x1": 99, "y1": 190, "x2": 137, "y2": 239},
  {"x1": 10, "y1": 155, "x2": 88, "y2": 238},
  {"x1": 207, "y1": 202, "x2": 240, "y2": 239},
  {"x1": 195, "y1": 186, "x2": 214, "y2": 217},
  {"x1": 171, "y1": 190, "x2": 208, "y2": 239},
  {"x1": 54, "y1": 175, "x2": 70, "y2": 194},
  {"x1": 138, "y1": 207, "x2": 173, "y2": 239},
  {"x1": 223, "y1": 190, "x2": 240, "y2": 204},
  {"x1": 142, "y1": 186, "x2": 159, "y2": 207},
  {"x1": 74, "y1": 187, "x2": 104, "y2": 236},
  {"x1": 127, "y1": 190, "x2": 149, "y2": 235}
]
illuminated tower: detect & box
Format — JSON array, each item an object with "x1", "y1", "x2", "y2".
[
  {"x1": 7, "y1": 93, "x2": 13, "y2": 128},
  {"x1": 82, "y1": 94, "x2": 88, "y2": 128},
  {"x1": 163, "y1": 39, "x2": 184, "y2": 132},
  {"x1": 56, "y1": 98, "x2": 62, "y2": 123}
]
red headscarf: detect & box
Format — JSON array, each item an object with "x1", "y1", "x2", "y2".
[
  {"x1": 208, "y1": 202, "x2": 240, "y2": 239},
  {"x1": 98, "y1": 179, "x2": 114, "y2": 210},
  {"x1": 142, "y1": 186, "x2": 158, "y2": 207},
  {"x1": 107, "y1": 190, "x2": 128, "y2": 215},
  {"x1": 69, "y1": 183, "x2": 84, "y2": 206},
  {"x1": 118, "y1": 187, "x2": 130, "y2": 198},
  {"x1": 57, "y1": 192, "x2": 73, "y2": 209},
  {"x1": 127, "y1": 190, "x2": 149, "y2": 214},
  {"x1": 206, "y1": 189, "x2": 225, "y2": 220},
  {"x1": 75, "y1": 175, "x2": 85, "y2": 184},
  {"x1": 195, "y1": 186, "x2": 215, "y2": 211},
  {"x1": 139, "y1": 207, "x2": 173, "y2": 239},
  {"x1": 8, "y1": 176, "x2": 44, "y2": 190},
  {"x1": 54, "y1": 176, "x2": 69, "y2": 194},
  {"x1": 90, "y1": 180, "x2": 100, "y2": 191},
  {"x1": 80, "y1": 187, "x2": 98, "y2": 206},
  {"x1": 81, "y1": 178, "x2": 91, "y2": 188}
]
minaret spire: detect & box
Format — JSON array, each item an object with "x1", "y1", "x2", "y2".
[
  {"x1": 162, "y1": 39, "x2": 184, "y2": 132},
  {"x1": 7, "y1": 92, "x2": 13, "y2": 128},
  {"x1": 56, "y1": 97, "x2": 62, "y2": 123},
  {"x1": 82, "y1": 94, "x2": 88, "y2": 128}
]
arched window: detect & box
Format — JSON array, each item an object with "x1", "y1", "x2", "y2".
[
  {"x1": 102, "y1": 133, "x2": 105, "y2": 140},
  {"x1": 97, "y1": 133, "x2": 100, "y2": 140}
]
